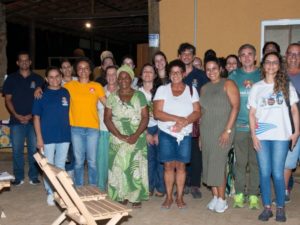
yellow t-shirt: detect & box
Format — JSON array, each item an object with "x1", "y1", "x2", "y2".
[{"x1": 64, "y1": 80, "x2": 105, "y2": 129}]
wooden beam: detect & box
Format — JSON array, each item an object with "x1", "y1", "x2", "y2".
[
  {"x1": 0, "y1": 2, "x2": 7, "y2": 86},
  {"x1": 148, "y1": 0, "x2": 160, "y2": 60}
]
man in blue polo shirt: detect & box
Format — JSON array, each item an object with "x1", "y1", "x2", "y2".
[
  {"x1": 178, "y1": 43, "x2": 209, "y2": 198},
  {"x1": 3, "y1": 51, "x2": 44, "y2": 186}
]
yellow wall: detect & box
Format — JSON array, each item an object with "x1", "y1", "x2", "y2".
[{"x1": 160, "y1": 0, "x2": 300, "y2": 60}]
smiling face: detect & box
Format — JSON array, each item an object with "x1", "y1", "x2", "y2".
[
  {"x1": 76, "y1": 61, "x2": 91, "y2": 81},
  {"x1": 286, "y1": 45, "x2": 300, "y2": 70},
  {"x1": 154, "y1": 54, "x2": 167, "y2": 71},
  {"x1": 106, "y1": 67, "x2": 117, "y2": 85},
  {"x1": 263, "y1": 54, "x2": 280, "y2": 78},
  {"x1": 225, "y1": 56, "x2": 238, "y2": 73},
  {"x1": 239, "y1": 47, "x2": 256, "y2": 68},
  {"x1": 46, "y1": 69, "x2": 62, "y2": 89},
  {"x1": 118, "y1": 72, "x2": 132, "y2": 90},
  {"x1": 179, "y1": 49, "x2": 194, "y2": 66},
  {"x1": 205, "y1": 61, "x2": 221, "y2": 83},
  {"x1": 61, "y1": 61, "x2": 73, "y2": 77},
  {"x1": 141, "y1": 65, "x2": 155, "y2": 83},
  {"x1": 17, "y1": 54, "x2": 31, "y2": 71},
  {"x1": 169, "y1": 66, "x2": 184, "y2": 84}
]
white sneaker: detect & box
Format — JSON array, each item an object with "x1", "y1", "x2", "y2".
[
  {"x1": 207, "y1": 196, "x2": 218, "y2": 211},
  {"x1": 215, "y1": 198, "x2": 228, "y2": 213},
  {"x1": 47, "y1": 194, "x2": 55, "y2": 206}
]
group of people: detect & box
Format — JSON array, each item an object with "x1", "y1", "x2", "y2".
[{"x1": 2, "y1": 41, "x2": 300, "y2": 223}]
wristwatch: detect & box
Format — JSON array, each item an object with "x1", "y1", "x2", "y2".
[{"x1": 226, "y1": 129, "x2": 232, "y2": 134}]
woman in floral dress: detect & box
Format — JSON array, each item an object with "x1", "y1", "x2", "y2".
[{"x1": 104, "y1": 65, "x2": 149, "y2": 208}]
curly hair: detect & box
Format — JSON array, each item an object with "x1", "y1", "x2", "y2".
[{"x1": 261, "y1": 52, "x2": 289, "y2": 99}]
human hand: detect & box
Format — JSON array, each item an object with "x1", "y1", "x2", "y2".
[
  {"x1": 252, "y1": 135, "x2": 261, "y2": 151},
  {"x1": 34, "y1": 87, "x2": 43, "y2": 99},
  {"x1": 146, "y1": 133, "x2": 154, "y2": 145},
  {"x1": 219, "y1": 131, "x2": 230, "y2": 148},
  {"x1": 289, "y1": 132, "x2": 299, "y2": 150},
  {"x1": 126, "y1": 134, "x2": 139, "y2": 145}
]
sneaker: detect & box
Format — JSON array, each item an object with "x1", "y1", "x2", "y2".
[
  {"x1": 11, "y1": 180, "x2": 24, "y2": 186},
  {"x1": 29, "y1": 179, "x2": 41, "y2": 185},
  {"x1": 215, "y1": 198, "x2": 228, "y2": 213},
  {"x1": 285, "y1": 190, "x2": 291, "y2": 203},
  {"x1": 207, "y1": 196, "x2": 218, "y2": 211},
  {"x1": 258, "y1": 207, "x2": 273, "y2": 221},
  {"x1": 233, "y1": 193, "x2": 244, "y2": 208},
  {"x1": 47, "y1": 194, "x2": 55, "y2": 206},
  {"x1": 191, "y1": 187, "x2": 202, "y2": 199},
  {"x1": 275, "y1": 207, "x2": 286, "y2": 222},
  {"x1": 249, "y1": 195, "x2": 260, "y2": 209}
]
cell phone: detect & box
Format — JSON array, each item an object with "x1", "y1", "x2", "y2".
[{"x1": 289, "y1": 141, "x2": 294, "y2": 151}]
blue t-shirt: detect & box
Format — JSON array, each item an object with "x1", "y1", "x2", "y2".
[
  {"x1": 2, "y1": 71, "x2": 44, "y2": 125},
  {"x1": 228, "y1": 68, "x2": 261, "y2": 132},
  {"x1": 32, "y1": 88, "x2": 71, "y2": 144},
  {"x1": 288, "y1": 72, "x2": 300, "y2": 108},
  {"x1": 183, "y1": 67, "x2": 209, "y2": 95}
]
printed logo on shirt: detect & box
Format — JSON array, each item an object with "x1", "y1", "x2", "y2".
[
  {"x1": 30, "y1": 81, "x2": 36, "y2": 89},
  {"x1": 89, "y1": 88, "x2": 95, "y2": 93},
  {"x1": 62, "y1": 97, "x2": 68, "y2": 106},
  {"x1": 259, "y1": 92, "x2": 284, "y2": 107},
  {"x1": 255, "y1": 122, "x2": 277, "y2": 135},
  {"x1": 243, "y1": 80, "x2": 253, "y2": 89}
]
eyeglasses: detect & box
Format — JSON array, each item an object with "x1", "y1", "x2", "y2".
[
  {"x1": 264, "y1": 60, "x2": 279, "y2": 66},
  {"x1": 286, "y1": 52, "x2": 300, "y2": 58}
]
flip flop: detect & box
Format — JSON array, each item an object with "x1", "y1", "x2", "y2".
[
  {"x1": 155, "y1": 192, "x2": 165, "y2": 197},
  {"x1": 132, "y1": 202, "x2": 142, "y2": 208}
]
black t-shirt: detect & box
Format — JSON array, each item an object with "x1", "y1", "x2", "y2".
[{"x1": 183, "y1": 67, "x2": 209, "y2": 95}]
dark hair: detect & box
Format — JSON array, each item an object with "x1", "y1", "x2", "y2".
[
  {"x1": 152, "y1": 51, "x2": 169, "y2": 85},
  {"x1": 225, "y1": 54, "x2": 241, "y2": 68},
  {"x1": 286, "y1": 43, "x2": 300, "y2": 54},
  {"x1": 261, "y1": 52, "x2": 288, "y2": 99},
  {"x1": 45, "y1": 66, "x2": 62, "y2": 77},
  {"x1": 60, "y1": 58, "x2": 72, "y2": 67},
  {"x1": 101, "y1": 56, "x2": 115, "y2": 66},
  {"x1": 177, "y1": 43, "x2": 196, "y2": 55},
  {"x1": 238, "y1": 43, "x2": 256, "y2": 56},
  {"x1": 262, "y1": 41, "x2": 281, "y2": 55},
  {"x1": 104, "y1": 65, "x2": 118, "y2": 77},
  {"x1": 121, "y1": 55, "x2": 135, "y2": 65},
  {"x1": 204, "y1": 57, "x2": 221, "y2": 70},
  {"x1": 168, "y1": 59, "x2": 186, "y2": 74},
  {"x1": 17, "y1": 51, "x2": 30, "y2": 60}
]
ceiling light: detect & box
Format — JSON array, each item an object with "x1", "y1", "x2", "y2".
[{"x1": 85, "y1": 22, "x2": 92, "y2": 29}]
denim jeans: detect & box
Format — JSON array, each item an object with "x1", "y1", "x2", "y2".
[
  {"x1": 43, "y1": 142, "x2": 69, "y2": 195},
  {"x1": 147, "y1": 126, "x2": 165, "y2": 194},
  {"x1": 96, "y1": 130, "x2": 110, "y2": 191},
  {"x1": 71, "y1": 126, "x2": 99, "y2": 186},
  {"x1": 10, "y1": 123, "x2": 38, "y2": 181},
  {"x1": 256, "y1": 140, "x2": 289, "y2": 207}
]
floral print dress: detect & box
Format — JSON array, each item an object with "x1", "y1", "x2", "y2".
[{"x1": 107, "y1": 90, "x2": 149, "y2": 203}]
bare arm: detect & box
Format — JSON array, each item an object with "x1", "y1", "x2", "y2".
[
  {"x1": 127, "y1": 106, "x2": 149, "y2": 144},
  {"x1": 99, "y1": 96, "x2": 106, "y2": 106},
  {"x1": 290, "y1": 103, "x2": 300, "y2": 149},
  {"x1": 249, "y1": 106, "x2": 261, "y2": 151},
  {"x1": 33, "y1": 115, "x2": 44, "y2": 150}
]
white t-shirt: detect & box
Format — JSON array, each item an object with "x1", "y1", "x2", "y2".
[
  {"x1": 248, "y1": 80, "x2": 299, "y2": 140},
  {"x1": 153, "y1": 83, "x2": 199, "y2": 137},
  {"x1": 138, "y1": 86, "x2": 157, "y2": 127},
  {"x1": 97, "y1": 86, "x2": 112, "y2": 131}
]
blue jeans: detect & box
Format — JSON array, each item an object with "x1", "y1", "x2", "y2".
[
  {"x1": 71, "y1": 126, "x2": 99, "y2": 186},
  {"x1": 10, "y1": 124, "x2": 38, "y2": 181},
  {"x1": 147, "y1": 126, "x2": 165, "y2": 194},
  {"x1": 96, "y1": 130, "x2": 110, "y2": 191},
  {"x1": 256, "y1": 140, "x2": 289, "y2": 208},
  {"x1": 43, "y1": 142, "x2": 69, "y2": 195}
]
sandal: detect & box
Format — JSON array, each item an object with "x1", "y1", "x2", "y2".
[
  {"x1": 118, "y1": 199, "x2": 128, "y2": 205},
  {"x1": 132, "y1": 202, "x2": 142, "y2": 208},
  {"x1": 161, "y1": 198, "x2": 173, "y2": 209},
  {"x1": 155, "y1": 192, "x2": 165, "y2": 197},
  {"x1": 176, "y1": 199, "x2": 187, "y2": 209}
]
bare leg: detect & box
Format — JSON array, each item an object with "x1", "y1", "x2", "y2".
[
  {"x1": 175, "y1": 161, "x2": 186, "y2": 208},
  {"x1": 162, "y1": 161, "x2": 175, "y2": 208},
  {"x1": 284, "y1": 169, "x2": 292, "y2": 190},
  {"x1": 217, "y1": 176, "x2": 227, "y2": 200}
]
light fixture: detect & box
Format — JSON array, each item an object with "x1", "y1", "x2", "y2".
[{"x1": 85, "y1": 22, "x2": 92, "y2": 29}]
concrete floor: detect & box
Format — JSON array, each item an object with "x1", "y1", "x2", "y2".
[{"x1": 0, "y1": 152, "x2": 300, "y2": 225}]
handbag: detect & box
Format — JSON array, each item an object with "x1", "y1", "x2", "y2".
[{"x1": 189, "y1": 86, "x2": 200, "y2": 138}]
